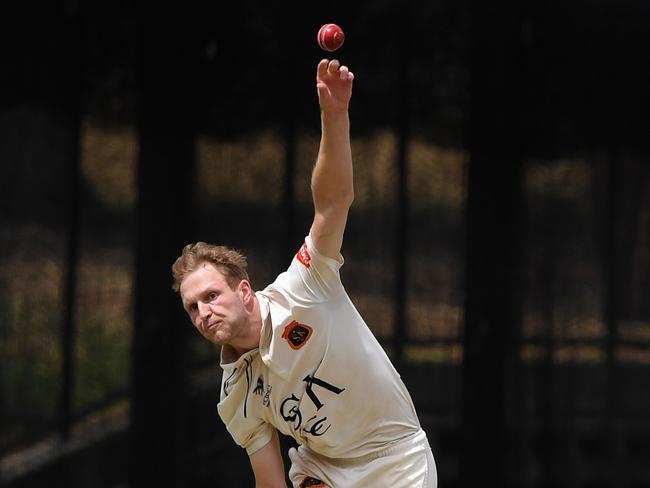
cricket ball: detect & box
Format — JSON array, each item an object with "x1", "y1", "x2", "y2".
[{"x1": 317, "y1": 23, "x2": 345, "y2": 52}]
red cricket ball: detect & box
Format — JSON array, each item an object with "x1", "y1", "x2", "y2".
[{"x1": 317, "y1": 23, "x2": 345, "y2": 52}]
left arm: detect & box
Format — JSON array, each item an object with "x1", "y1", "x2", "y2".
[
  {"x1": 249, "y1": 429, "x2": 288, "y2": 488},
  {"x1": 310, "y1": 58, "x2": 355, "y2": 260}
]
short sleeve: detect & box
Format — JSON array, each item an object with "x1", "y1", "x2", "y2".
[
  {"x1": 218, "y1": 388, "x2": 274, "y2": 455},
  {"x1": 280, "y1": 234, "x2": 345, "y2": 303},
  {"x1": 217, "y1": 357, "x2": 274, "y2": 456}
]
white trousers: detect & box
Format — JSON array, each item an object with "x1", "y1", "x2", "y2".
[{"x1": 288, "y1": 429, "x2": 437, "y2": 488}]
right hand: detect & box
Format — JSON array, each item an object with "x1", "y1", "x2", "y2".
[{"x1": 316, "y1": 58, "x2": 354, "y2": 114}]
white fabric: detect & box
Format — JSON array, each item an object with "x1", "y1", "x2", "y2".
[
  {"x1": 288, "y1": 429, "x2": 437, "y2": 488},
  {"x1": 217, "y1": 235, "x2": 436, "y2": 484}
]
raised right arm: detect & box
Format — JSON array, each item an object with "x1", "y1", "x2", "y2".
[{"x1": 309, "y1": 58, "x2": 355, "y2": 261}]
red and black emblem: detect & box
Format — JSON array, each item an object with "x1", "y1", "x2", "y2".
[
  {"x1": 300, "y1": 477, "x2": 326, "y2": 487},
  {"x1": 282, "y1": 320, "x2": 313, "y2": 350}
]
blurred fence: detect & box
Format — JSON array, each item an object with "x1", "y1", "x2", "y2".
[{"x1": 1, "y1": 1, "x2": 649, "y2": 487}]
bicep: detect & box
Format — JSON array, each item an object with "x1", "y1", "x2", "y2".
[{"x1": 249, "y1": 429, "x2": 287, "y2": 488}]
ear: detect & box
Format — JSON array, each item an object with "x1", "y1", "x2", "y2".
[{"x1": 238, "y1": 279, "x2": 253, "y2": 304}]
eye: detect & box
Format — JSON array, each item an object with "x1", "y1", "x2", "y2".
[
  {"x1": 208, "y1": 292, "x2": 218, "y2": 301},
  {"x1": 189, "y1": 303, "x2": 198, "y2": 312}
]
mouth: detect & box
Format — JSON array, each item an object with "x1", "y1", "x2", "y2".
[{"x1": 206, "y1": 321, "x2": 221, "y2": 332}]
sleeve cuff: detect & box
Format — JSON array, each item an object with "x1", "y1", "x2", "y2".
[{"x1": 244, "y1": 427, "x2": 274, "y2": 456}]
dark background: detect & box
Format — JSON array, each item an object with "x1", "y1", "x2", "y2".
[{"x1": 1, "y1": 1, "x2": 649, "y2": 487}]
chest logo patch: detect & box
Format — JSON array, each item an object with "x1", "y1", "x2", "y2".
[
  {"x1": 296, "y1": 241, "x2": 311, "y2": 268},
  {"x1": 282, "y1": 320, "x2": 313, "y2": 350}
]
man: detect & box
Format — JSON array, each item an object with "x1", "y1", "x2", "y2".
[{"x1": 172, "y1": 58, "x2": 437, "y2": 488}]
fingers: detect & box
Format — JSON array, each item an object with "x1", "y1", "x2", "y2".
[
  {"x1": 317, "y1": 58, "x2": 329, "y2": 77},
  {"x1": 317, "y1": 58, "x2": 354, "y2": 81},
  {"x1": 338, "y1": 65, "x2": 354, "y2": 81},
  {"x1": 327, "y1": 59, "x2": 340, "y2": 73}
]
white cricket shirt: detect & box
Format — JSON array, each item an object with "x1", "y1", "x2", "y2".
[{"x1": 217, "y1": 235, "x2": 422, "y2": 459}]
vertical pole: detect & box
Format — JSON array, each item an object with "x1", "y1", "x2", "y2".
[
  {"x1": 603, "y1": 149, "x2": 622, "y2": 488},
  {"x1": 460, "y1": 1, "x2": 525, "y2": 486},
  {"x1": 131, "y1": 5, "x2": 195, "y2": 486},
  {"x1": 393, "y1": 0, "x2": 412, "y2": 367},
  {"x1": 60, "y1": 0, "x2": 84, "y2": 441},
  {"x1": 281, "y1": 15, "x2": 296, "y2": 263}
]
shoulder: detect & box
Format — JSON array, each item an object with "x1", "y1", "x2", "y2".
[{"x1": 270, "y1": 235, "x2": 346, "y2": 303}]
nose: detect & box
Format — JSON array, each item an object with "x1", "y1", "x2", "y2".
[{"x1": 197, "y1": 301, "x2": 211, "y2": 320}]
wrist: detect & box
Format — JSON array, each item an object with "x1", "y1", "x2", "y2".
[{"x1": 320, "y1": 108, "x2": 349, "y2": 122}]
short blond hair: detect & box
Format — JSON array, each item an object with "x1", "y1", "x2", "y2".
[{"x1": 171, "y1": 242, "x2": 249, "y2": 292}]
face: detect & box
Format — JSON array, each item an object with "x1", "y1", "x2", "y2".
[{"x1": 179, "y1": 262, "x2": 251, "y2": 346}]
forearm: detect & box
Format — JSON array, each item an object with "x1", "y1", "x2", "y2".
[
  {"x1": 250, "y1": 430, "x2": 287, "y2": 488},
  {"x1": 309, "y1": 58, "x2": 354, "y2": 258},
  {"x1": 311, "y1": 109, "x2": 354, "y2": 212}
]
